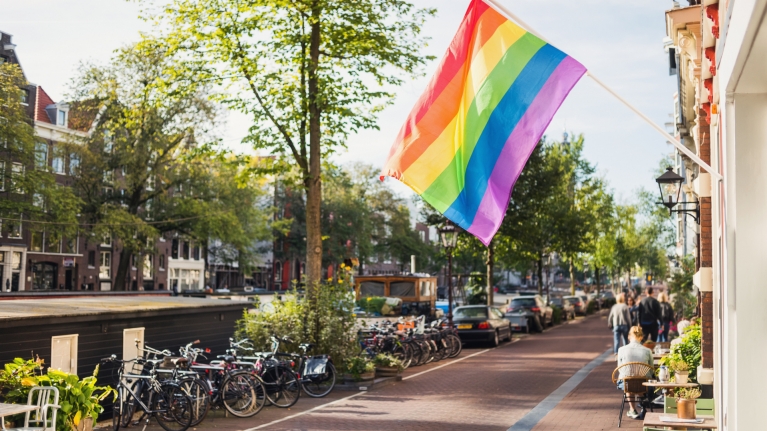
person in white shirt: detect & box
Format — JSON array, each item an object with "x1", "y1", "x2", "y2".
[{"x1": 616, "y1": 326, "x2": 654, "y2": 419}]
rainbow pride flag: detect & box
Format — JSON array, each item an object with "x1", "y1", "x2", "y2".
[{"x1": 380, "y1": 0, "x2": 585, "y2": 245}]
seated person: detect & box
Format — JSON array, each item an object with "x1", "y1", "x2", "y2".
[{"x1": 616, "y1": 326, "x2": 654, "y2": 419}]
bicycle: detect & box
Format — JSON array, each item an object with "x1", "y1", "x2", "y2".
[{"x1": 101, "y1": 354, "x2": 192, "y2": 431}]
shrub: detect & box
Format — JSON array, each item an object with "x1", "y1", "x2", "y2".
[
  {"x1": 586, "y1": 299, "x2": 597, "y2": 315},
  {"x1": 236, "y1": 270, "x2": 359, "y2": 372},
  {"x1": 355, "y1": 297, "x2": 387, "y2": 315},
  {"x1": 660, "y1": 324, "x2": 701, "y2": 381},
  {"x1": 345, "y1": 356, "x2": 375, "y2": 381},
  {"x1": 372, "y1": 353, "x2": 403, "y2": 372},
  {"x1": 551, "y1": 305, "x2": 563, "y2": 325}
]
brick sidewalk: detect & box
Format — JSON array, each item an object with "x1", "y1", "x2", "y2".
[{"x1": 127, "y1": 311, "x2": 648, "y2": 431}]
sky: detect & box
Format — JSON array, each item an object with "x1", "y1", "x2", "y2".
[{"x1": 0, "y1": 0, "x2": 677, "y2": 204}]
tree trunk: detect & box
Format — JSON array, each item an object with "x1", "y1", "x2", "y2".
[
  {"x1": 486, "y1": 240, "x2": 494, "y2": 306},
  {"x1": 114, "y1": 249, "x2": 132, "y2": 291},
  {"x1": 569, "y1": 256, "x2": 575, "y2": 296},
  {"x1": 537, "y1": 255, "x2": 543, "y2": 295},
  {"x1": 304, "y1": 5, "x2": 323, "y2": 289}
]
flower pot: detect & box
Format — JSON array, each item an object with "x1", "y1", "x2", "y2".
[
  {"x1": 676, "y1": 399, "x2": 696, "y2": 420},
  {"x1": 344, "y1": 372, "x2": 374, "y2": 383},
  {"x1": 375, "y1": 366, "x2": 401, "y2": 378},
  {"x1": 75, "y1": 417, "x2": 94, "y2": 431},
  {"x1": 675, "y1": 371, "x2": 689, "y2": 384}
]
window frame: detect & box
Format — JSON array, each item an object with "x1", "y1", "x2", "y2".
[{"x1": 99, "y1": 251, "x2": 111, "y2": 279}]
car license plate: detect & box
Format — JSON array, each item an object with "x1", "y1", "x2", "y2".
[
  {"x1": 511, "y1": 323, "x2": 519, "y2": 328},
  {"x1": 457, "y1": 324, "x2": 472, "y2": 330}
]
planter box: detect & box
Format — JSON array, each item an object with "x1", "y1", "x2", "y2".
[
  {"x1": 343, "y1": 372, "x2": 375, "y2": 383},
  {"x1": 375, "y1": 366, "x2": 401, "y2": 378},
  {"x1": 76, "y1": 417, "x2": 94, "y2": 431}
]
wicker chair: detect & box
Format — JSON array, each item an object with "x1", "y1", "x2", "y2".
[{"x1": 612, "y1": 362, "x2": 654, "y2": 427}]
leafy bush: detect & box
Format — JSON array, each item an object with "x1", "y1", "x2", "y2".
[
  {"x1": 236, "y1": 272, "x2": 359, "y2": 373},
  {"x1": 372, "y1": 353, "x2": 403, "y2": 371},
  {"x1": 345, "y1": 356, "x2": 375, "y2": 381},
  {"x1": 660, "y1": 324, "x2": 701, "y2": 381},
  {"x1": 586, "y1": 300, "x2": 597, "y2": 315},
  {"x1": 355, "y1": 297, "x2": 387, "y2": 315},
  {"x1": 551, "y1": 305, "x2": 563, "y2": 325},
  {"x1": 0, "y1": 357, "x2": 114, "y2": 431}
]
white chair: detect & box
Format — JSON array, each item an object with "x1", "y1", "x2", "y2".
[{"x1": 8, "y1": 387, "x2": 61, "y2": 431}]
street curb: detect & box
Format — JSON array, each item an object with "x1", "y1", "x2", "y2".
[{"x1": 334, "y1": 375, "x2": 402, "y2": 391}]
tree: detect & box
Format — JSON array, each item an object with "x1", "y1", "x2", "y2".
[
  {"x1": 0, "y1": 63, "x2": 80, "y2": 245},
  {"x1": 144, "y1": 0, "x2": 435, "y2": 287},
  {"x1": 68, "y1": 43, "x2": 273, "y2": 289}
]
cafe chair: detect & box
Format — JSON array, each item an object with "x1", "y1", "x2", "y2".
[
  {"x1": 612, "y1": 362, "x2": 654, "y2": 428},
  {"x1": 8, "y1": 386, "x2": 60, "y2": 431}
]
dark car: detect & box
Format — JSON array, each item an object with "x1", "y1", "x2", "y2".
[
  {"x1": 453, "y1": 305, "x2": 512, "y2": 347},
  {"x1": 564, "y1": 295, "x2": 586, "y2": 316},
  {"x1": 505, "y1": 295, "x2": 553, "y2": 332},
  {"x1": 550, "y1": 297, "x2": 575, "y2": 321}
]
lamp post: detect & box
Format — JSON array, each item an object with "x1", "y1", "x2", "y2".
[
  {"x1": 439, "y1": 221, "x2": 459, "y2": 327},
  {"x1": 655, "y1": 167, "x2": 699, "y2": 223}
]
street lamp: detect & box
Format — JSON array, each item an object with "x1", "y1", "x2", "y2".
[
  {"x1": 439, "y1": 220, "x2": 459, "y2": 327},
  {"x1": 655, "y1": 167, "x2": 699, "y2": 223}
]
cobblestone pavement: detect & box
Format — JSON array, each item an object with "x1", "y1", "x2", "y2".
[{"x1": 131, "y1": 311, "x2": 647, "y2": 431}]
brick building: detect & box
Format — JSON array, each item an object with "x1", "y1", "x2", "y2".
[{"x1": 0, "y1": 31, "x2": 172, "y2": 293}]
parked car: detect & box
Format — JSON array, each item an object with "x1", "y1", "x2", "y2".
[
  {"x1": 550, "y1": 297, "x2": 575, "y2": 321},
  {"x1": 564, "y1": 295, "x2": 586, "y2": 316},
  {"x1": 453, "y1": 305, "x2": 513, "y2": 347},
  {"x1": 504, "y1": 295, "x2": 553, "y2": 333}
]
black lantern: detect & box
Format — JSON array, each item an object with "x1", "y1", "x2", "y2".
[
  {"x1": 439, "y1": 221, "x2": 459, "y2": 249},
  {"x1": 655, "y1": 167, "x2": 699, "y2": 223},
  {"x1": 656, "y1": 167, "x2": 684, "y2": 209}
]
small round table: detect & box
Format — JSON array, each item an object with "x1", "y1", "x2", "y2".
[{"x1": 643, "y1": 381, "x2": 699, "y2": 397}]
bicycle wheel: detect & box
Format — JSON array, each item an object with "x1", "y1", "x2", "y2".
[
  {"x1": 111, "y1": 390, "x2": 123, "y2": 431},
  {"x1": 301, "y1": 362, "x2": 336, "y2": 398},
  {"x1": 261, "y1": 364, "x2": 300, "y2": 408},
  {"x1": 390, "y1": 345, "x2": 408, "y2": 369},
  {"x1": 221, "y1": 372, "x2": 265, "y2": 418},
  {"x1": 178, "y1": 377, "x2": 211, "y2": 426},
  {"x1": 154, "y1": 384, "x2": 192, "y2": 431},
  {"x1": 448, "y1": 334, "x2": 462, "y2": 358},
  {"x1": 400, "y1": 343, "x2": 413, "y2": 369}
]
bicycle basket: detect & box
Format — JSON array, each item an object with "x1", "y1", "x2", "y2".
[
  {"x1": 397, "y1": 321, "x2": 415, "y2": 331},
  {"x1": 303, "y1": 356, "x2": 329, "y2": 376}
]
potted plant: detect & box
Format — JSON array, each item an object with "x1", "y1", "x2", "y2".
[
  {"x1": 373, "y1": 353, "x2": 403, "y2": 378},
  {"x1": 344, "y1": 356, "x2": 375, "y2": 383},
  {"x1": 675, "y1": 387, "x2": 702, "y2": 420},
  {"x1": 670, "y1": 359, "x2": 690, "y2": 384}
]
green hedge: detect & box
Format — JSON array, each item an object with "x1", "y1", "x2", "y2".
[
  {"x1": 551, "y1": 305, "x2": 563, "y2": 325},
  {"x1": 586, "y1": 299, "x2": 598, "y2": 315}
]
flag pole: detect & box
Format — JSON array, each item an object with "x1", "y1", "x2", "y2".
[{"x1": 483, "y1": 0, "x2": 722, "y2": 181}]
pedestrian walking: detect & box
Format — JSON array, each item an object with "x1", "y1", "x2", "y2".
[
  {"x1": 658, "y1": 292, "x2": 674, "y2": 342},
  {"x1": 638, "y1": 287, "x2": 662, "y2": 342},
  {"x1": 627, "y1": 295, "x2": 639, "y2": 326},
  {"x1": 608, "y1": 293, "x2": 632, "y2": 356}
]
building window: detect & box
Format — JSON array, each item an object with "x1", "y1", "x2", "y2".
[
  {"x1": 8, "y1": 220, "x2": 21, "y2": 239},
  {"x1": 69, "y1": 153, "x2": 80, "y2": 173},
  {"x1": 35, "y1": 141, "x2": 48, "y2": 169},
  {"x1": 101, "y1": 233, "x2": 112, "y2": 247},
  {"x1": 32, "y1": 193, "x2": 44, "y2": 208},
  {"x1": 99, "y1": 251, "x2": 111, "y2": 279},
  {"x1": 32, "y1": 262, "x2": 57, "y2": 290},
  {"x1": 275, "y1": 261, "x2": 282, "y2": 282},
  {"x1": 20, "y1": 89, "x2": 29, "y2": 105},
  {"x1": 143, "y1": 255, "x2": 152, "y2": 279},
  {"x1": 46, "y1": 235, "x2": 60, "y2": 253},
  {"x1": 182, "y1": 241, "x2": 189, "y2": 260},
  {"x1": 63, "y1": 237, "x2": 76, "y2": 254},
  {"x1": 11, "y1": 162, "x2": 23, "y2": 193},
  {"x1": 0, "y1": 161, "x2": 4, "y2": 191},
  {"x1": 193, "y1": 245, "x2": 200, "y2": 260},
  {"x1": 11, "y1": 252, "x2": 21, "y2": 270},
  {"x1": 57, "y1": 110, "x2": 67, "y2": 127},
  {"x1": 171, "y1": 239, "x2": 179, "y2": 259},
  {"x1": 31, "y1": 231, "x2": 43, "y2": 252},
  {"x1": 88, "y1": 250, "x2": 96, "y2": 267},
  {"x1": 52, "y1": 147, "x2": 65, "y2": 174}
]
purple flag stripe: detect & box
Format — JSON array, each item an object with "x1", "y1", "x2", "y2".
[{"x1": 467, "y1": 56, "x2": 586, "y2": 244}]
